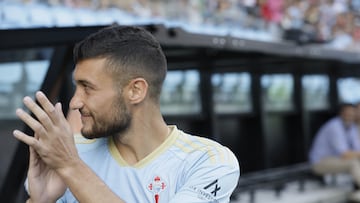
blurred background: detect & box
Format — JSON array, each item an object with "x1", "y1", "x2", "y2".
[
  {"x1": 1, "y1": 0, "x2": 360, "y2": 203},
  {"x1": 1, "y1": 0, "x2": 360, "y2": 50}
]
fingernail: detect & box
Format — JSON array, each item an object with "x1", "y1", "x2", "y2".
[
  {"x1": 36, "y1": 91, "x2": 44, "y2": 97},
  {"x1": 13, "y1": 130, "x2": 20, "y2": 136},
  {"x1": 15, "y1": 108, "x2": 23, "y2": 115},
  {"x1": 23, "y1": 96, "x2": 32, "y2": 103}
]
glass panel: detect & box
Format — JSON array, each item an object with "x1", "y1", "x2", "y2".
[
  {"x1": 212, "y1": 72, "x2": 252, "y2": 113},
  {"x1": 0, "y1": 60, "x2": 49, "y2": 118},
  {"x1": 261, "y1": 74, "x2": 294, "y2": 112},
  {"x1": 302, "y1": 75, "x2": 329, "y2": 110},
  {"x1": 160, "y1": 70, "x2": 201, "y2": 115},
  {"x1": 0, "y1": 48, "x2": 52, "y2": 189},
  {"x1": 338, "y1": 77, "x2": 360, "y2": 104}
]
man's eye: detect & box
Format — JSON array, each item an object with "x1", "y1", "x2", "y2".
[{"x1": 83, "y1": 85, "x2": 91, "y2": 92}]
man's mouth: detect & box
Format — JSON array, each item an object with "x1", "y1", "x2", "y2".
[{"x1": 79, "y1": 111, "x2": 92, "y2": 121}]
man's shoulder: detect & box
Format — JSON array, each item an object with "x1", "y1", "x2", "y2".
[
  {"x1": 320, "y1": 117, "x2": 342, "y2": 130},
  {"x1": 173, "y1": 131, "x2": 239, "y2": 168},
  {"x1": 171, "y1": 130, "x2": 240, "y2": 194}
]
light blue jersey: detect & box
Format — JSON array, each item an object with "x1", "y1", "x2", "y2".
[{"x1": 57, "y1": 125, "x2": 240, "y2": 203}]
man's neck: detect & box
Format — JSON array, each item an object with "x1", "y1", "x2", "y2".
[{"x1": 113, "y1": 119, "x2": 170, "y2": 166}]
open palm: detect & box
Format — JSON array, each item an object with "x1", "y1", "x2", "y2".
[{"x1": 27, "y1": 146, "x2": 66, "y2": 203}]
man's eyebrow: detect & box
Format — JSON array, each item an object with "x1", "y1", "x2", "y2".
[{"x1": 76, "y1": 79, "x2": 94, "y2": 87}]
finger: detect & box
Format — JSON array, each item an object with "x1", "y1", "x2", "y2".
[
  {"x1": 55, "y1": 102, "x2": 75, "y2": 136},
  {"x1": 13, "y1": 130, "x2": 40, "y2": 150},
  {"x1": 35, "y1": 91, "x2": 62, "y2": 125},
  {"x1": 22, "y1": 96, "x2": 53, "y2": 130},
  {"x1": 56, "y1": 102, "x2": 68, "y2": 124},
  {"x1": 34, "y1": 132, "x2": 39, "y2": 139},
  {"x1": 16, "y1": 108, "x2": 46, "y2": 136}
]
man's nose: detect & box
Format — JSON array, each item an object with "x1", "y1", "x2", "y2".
[{"x1": 69, "y1": 93, "x2": 83, "y2": 110}]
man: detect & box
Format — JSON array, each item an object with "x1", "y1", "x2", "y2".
[
  {"x1": 309, "y1": 103, "x2": 360, "y2": 202},
  {"x1": 13, "y1": 26, "x2": 240, "y2": 203}
]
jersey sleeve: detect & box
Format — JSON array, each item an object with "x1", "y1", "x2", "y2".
[{"x1": 169, "y1": 146, "x2": 240, "y2": 203}]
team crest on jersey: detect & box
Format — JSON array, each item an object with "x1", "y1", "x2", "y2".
[{"x1": 148, "y1": 175, "x2": 167, "y2": 203}]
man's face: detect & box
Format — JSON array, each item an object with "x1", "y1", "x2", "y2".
[
  {"x1": 341, "y1": 106, "x2": 356, "y2": 126},
  {"x1": 355, "y1": 104, "x2": 360, "y2": 122},
  {"x1": 70, "y1": 58, "x2": 131, "y2": 139}
]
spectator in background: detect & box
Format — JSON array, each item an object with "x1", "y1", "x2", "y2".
[
  {"x1": 317, "y1": 0, "x2": 338, "y2": 41},
  {"x1": 97, "y1": 0, "x2": 134, "y2": 12},
  {"x1": 6, "y1": 0, "x2": 360, "y2": 51},
  {"x1": 302, "y1": 1, "x2": 329, "y2": 43},
  {"x1": 259, "y1": 0, "x2": 284, "y2": 25},
  {"x1": 309, "y1": 103, "x2": 360, "y2": 202},
  {"x1": 347, "y1": 24, "x2": 360, "y2": 51},
  {"x1": 326, "y1": 11, "x2": 354, "y2": 49},
  {"x1": 304, "y1": 1, "x2": 321, "y2": 27},
  {"x1": 281, "y1": 0, "x2": 305, "y2": 30},
  {"x1": 355, "y1": 102, "x2": 360, "y2": 134}
]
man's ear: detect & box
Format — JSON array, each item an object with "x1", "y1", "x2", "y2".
[{"x1": 126, "y1": 78, "x2": 148, "y2": 104}]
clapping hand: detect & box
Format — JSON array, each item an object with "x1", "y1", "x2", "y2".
[{"x1": 13, "y1": 91, "x2": 79, "y2": 203}]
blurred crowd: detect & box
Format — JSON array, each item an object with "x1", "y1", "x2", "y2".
[{"x1": 2, "y1": 0, "x2": 360, "y2": 51}]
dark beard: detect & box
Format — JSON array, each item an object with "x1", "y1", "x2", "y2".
[{"x1": 81, "y1": 98, "x2": 132, "y2": 139}]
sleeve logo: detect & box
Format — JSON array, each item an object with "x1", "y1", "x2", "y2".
[{"x1": 204, "y1": 179, "x2": 221, "y2": 197}]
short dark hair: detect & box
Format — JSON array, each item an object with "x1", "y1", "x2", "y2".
[
  {"x1": 338, "y1": 102, "x2": 355, "y2": 113},
  {"x1": 73, "y1": 25, "x2": 167, "y2": 102}
]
